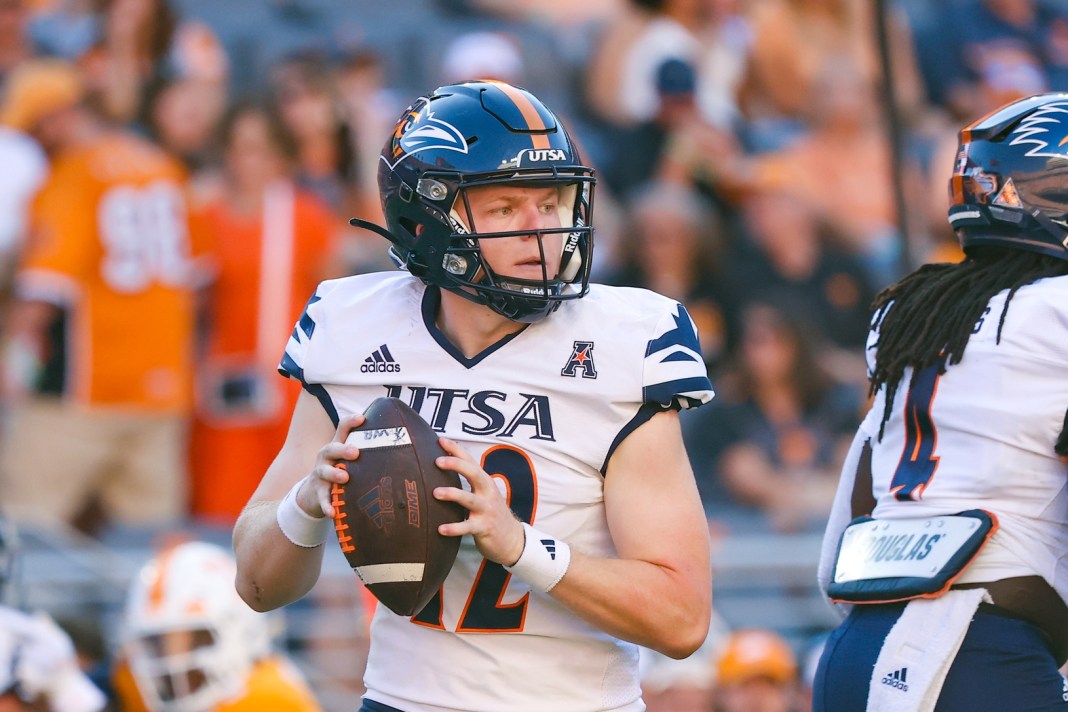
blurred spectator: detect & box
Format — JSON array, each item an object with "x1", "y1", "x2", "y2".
[
  {"x1": 79, "y1": 0, "x2": 178, "y2": 124},
  {"x1": 739, "y1": 0, "x2": 924, "y2": 152},
  {"x1": 683, "y1": 302, "x2": 861, "y2": 532},
  {"x1": 747, "y1": 57, "x2": 923, "y2": 287},
  {"x1": 724, "y1": 187, "x2": 875, "y2": 352},
  {"x1": 334, "y1": 47, "x2": 400, "y2": 241},
  {"x1": 111, "y1": 540, "x2": 320, "y2": 710},
  {"x1": 269, "y1": 52, "x2": 354, "y2": 216},
  {"x1": 713, "y1": 628, "x2": 801, "y2": 712},
  {"x1": 926, "y1": 0, "x2": 1068, "y2": 122},
  {"x1": 0, "y1": 0, "x2": 33, "y2": 84},
  {"x1": 189, "y1": 99, "x2": 339, "y2": 524},
  {"x1": 0, "y1": 59, "x2": 211, "y2": 534},
  {"x1": 26, "y1": 0, "x2": 98, "y2": 61},
  {"x1": 607, "y1": 179, "x2": 729, "y2": 367},
  {"x1": 440, "y1": 30, "x2": 524, "y2": 85},
  {"x1": 138, "y1": 18, "x2": 229, "y2": 176},
  {"x1": 142, "y1": 74, "x2": 226, "y2": 180},
  {"x1": 451, "y1": 0, "x2": 620, "y2": 27},
  {"x1": 584, "y1": 0, "x2": 706, "y2": 129},
  {"x1": 602, "y1": 56, "x2": 705, "y2": 197},
  {"x1": 695, "y1": 0, "x2": 751, "y2": 132}
]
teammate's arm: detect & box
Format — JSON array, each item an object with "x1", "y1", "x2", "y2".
[
  {"x1": 233, "y1": 390, "x2": 362, "y2": 611},
  {"x1": 437, "y1": 408, "x2": 712, "y2": 658}
]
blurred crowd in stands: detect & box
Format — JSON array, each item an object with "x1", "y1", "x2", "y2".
[{"x1": 0, "y1": 0, "x2": 1067, "y2": 708}]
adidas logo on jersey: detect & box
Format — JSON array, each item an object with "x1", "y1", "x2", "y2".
[
  {"x1": 361, "y1": 344, "x2": 401, "y2": 373},
  {"x1": 881, "y1": 667, "x2": 909, "y2": 692}
]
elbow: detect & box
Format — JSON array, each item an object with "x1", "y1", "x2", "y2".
[
  {"x1": 661, "y1": 624, "x2": 710, "y2": 660},
  {"x1": 234, "y1": 573, "x2": 276, "y2": 613},
  {"x1": 654, "y1": 606, "x2": 711, "y2": 660}
]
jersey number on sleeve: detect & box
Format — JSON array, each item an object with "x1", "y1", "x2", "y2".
[
  {"x1": 890, "y1": 359, "x2": 945, "y2": 501},
  {"x1": 412, "y1": 444, "x2": 536, "y2": 632}
]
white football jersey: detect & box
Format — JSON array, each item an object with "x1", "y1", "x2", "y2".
[
  {"x1": 851, "y1": 275, "x2": 1068, "y2": 606},
  {"x1": 280, "y1": 272, "x2": 714, "y2": 712}
]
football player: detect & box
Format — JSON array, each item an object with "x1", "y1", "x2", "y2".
[
  {"x1": 0, "y1": 516, "x2": 106, "y2": 712},
  {"x1": 233, "y1": 80, "x2": 714, "y2": 711},
  {"x1": 813, "y1": 93, "x2": 1068, "y2": 710},
  {"x1": 112, "y1": 540, "x2": 320, "y2": 712}
]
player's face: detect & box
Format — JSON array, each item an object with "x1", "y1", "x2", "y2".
[{"x1": 461, "y1": 184, "x2": 565, "y2": 282}]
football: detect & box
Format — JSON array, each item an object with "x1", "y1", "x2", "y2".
[{"x1": 331, "y1": 397, "x2": 466, "y2": 616}]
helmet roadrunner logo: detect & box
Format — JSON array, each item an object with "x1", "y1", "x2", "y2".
[
  {"x1": 386, "y1": 108, "x2": 468, "y2": 169},
  {"x1": 1008, "y1": 100, "x2": 1068, "y2": 159}
]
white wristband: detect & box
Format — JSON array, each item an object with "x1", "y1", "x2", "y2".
[
  {"x1": 276, "y1": 480, "x2": 331, "y2": 548},
  {"x1": 504, "y1": 523, "x2": 571, "y2": 592}
]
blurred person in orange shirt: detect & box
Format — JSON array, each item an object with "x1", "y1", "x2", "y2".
[
  {"x1": 0, "y1": 59, "x2": 211, "y2": 533},
  {"x1": 189, "y1": 99, "x2": 339, "y2": 524}
]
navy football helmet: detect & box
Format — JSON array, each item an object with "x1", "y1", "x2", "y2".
[
  {"x1": 351, "y1": 81, "x2": 596, "y2": 322},
  {"x1": 948, "y1": 93, "x2": 1068, "y2": 261}
]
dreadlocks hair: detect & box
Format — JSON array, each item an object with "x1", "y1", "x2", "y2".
[{"x1": 869, "y1": 245, "x2": 1068, "y2": 440}]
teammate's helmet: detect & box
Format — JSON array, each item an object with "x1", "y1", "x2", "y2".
[
  {"x1": 359, "y1": 81, "x2": 596, "y2": 323},
  {"x1": 949, "y1": 92, "x2": 1068, "y2": 261},
  {"x1": 119, "y1": 541, "x2": 275, "y2": 712}
]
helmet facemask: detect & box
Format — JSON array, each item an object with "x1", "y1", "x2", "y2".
[{"x1": 443, "y1": 175, "x2": 592, "y2": 322}]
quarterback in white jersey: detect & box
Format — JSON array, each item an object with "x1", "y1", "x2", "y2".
[
  {"x1": 813, "y1": 93, "x2": 1068, "y2": 712},
  {"x1": 233, "y1": 81, "x2": 714, "y2": 712}
]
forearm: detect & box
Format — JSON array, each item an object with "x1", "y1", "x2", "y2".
[
  {"x1": 233, "y1": 499, "x2": 326, "y2": 611},
  {"x1": 549, "y1": 546, "x2": 711, "y2": 659}
]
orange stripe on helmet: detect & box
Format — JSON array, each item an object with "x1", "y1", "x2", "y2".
[
  {"x1": 489, "y1": 81, "x2": 551, "y2": 150},
  {"x1": 147, "y1": 545, "x2": 180, "y2": 611}
]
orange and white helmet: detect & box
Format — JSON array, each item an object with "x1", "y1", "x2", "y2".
[{"x1": 119, "y1": 541, "x2": 275, "y2": 712}]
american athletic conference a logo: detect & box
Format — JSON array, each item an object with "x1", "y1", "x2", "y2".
[{"x1": 561, "y1": 341, "x2": 597, "y2": 379}]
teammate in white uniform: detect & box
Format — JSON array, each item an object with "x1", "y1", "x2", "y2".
[
  {"x1": 233, "y1": 80, "x2": 714, "y2": 712},
  {"x1": 813, "y1": 93, "x2": 1068, "y2": 711}
]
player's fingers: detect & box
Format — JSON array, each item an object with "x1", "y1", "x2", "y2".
[
  {"x1": 312, "y1": 461, "x2": 350, "y2": 485},
  {"x1": 433, "y1": 485, "x2": 477, "y2": 511},
  {"x1": 333, "y1": 414, "x2": 365, "y2": 442},
  {"x1": 318, "y1": 485, "x2": 336, "y2": 519},
  {"x1": 438, "y1": 518, "x2": 478, "y2": 538},
  {"x1": 321, "y1": 441, "x2": 360, "y2": 464},
  {"x1": 438, "y1": 437, "x2": 477, "y2": 464},
  {"x1": 436, "y1": 453, "x2": 491, "y2": 490}
]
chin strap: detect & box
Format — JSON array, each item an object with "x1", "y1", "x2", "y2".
[{"x1": 348, "y1": 217, "x2": 396, "y2": 243}]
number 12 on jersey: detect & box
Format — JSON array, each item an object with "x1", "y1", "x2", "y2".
[{"x1": 412, "y1": 444, "x2": 537, "y2": 632}]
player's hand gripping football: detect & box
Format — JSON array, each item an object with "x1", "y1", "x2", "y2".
[
  {"x1": 296, "y1": 413, "x2": 365, "y2": 518},
  {"x1": 433, "y1": 438, "x2": 526, "y2": 566}
]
